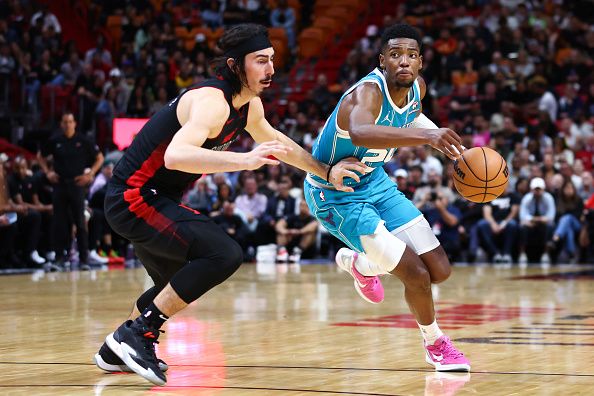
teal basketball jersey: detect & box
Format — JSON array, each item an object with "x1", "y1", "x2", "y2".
[{"x1": 309, "y1": 68, "x2": 422, "y2": 188}]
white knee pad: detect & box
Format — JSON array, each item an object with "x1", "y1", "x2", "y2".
[
  {"x1": 391, "y1": 216, "x2": 440, "y2": 255},
  {"x1": 360, "y1": 222, "x2": 407, "y2": 274}
]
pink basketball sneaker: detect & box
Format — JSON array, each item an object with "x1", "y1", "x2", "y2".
[
  {"x1": 335, "y1": 248, "x2": 384, "y2": 304},
  {"x1": 425, "y1": 336, "x2": 471, "y2": 372}
]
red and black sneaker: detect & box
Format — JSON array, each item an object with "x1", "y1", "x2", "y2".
[{"x1": 105, "y1": 320, "x2": 167, "y2": 385}]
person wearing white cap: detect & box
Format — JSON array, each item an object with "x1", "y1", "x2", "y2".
[
  {"x1": 103, "y1": 67, "x2": 131, "y2": 115},
  {"x1": 519, "y1": 177, "x2": 556, "y2": 263},
  {"x1": 393, "y1": 168, "x2": 413, "y2": 200}
]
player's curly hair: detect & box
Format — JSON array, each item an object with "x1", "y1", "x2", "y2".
[
  {"x1": 210, "y1": 24, "x2": 270, "y2": 96},
  {"x1": 380, "y1": 24, "x2": 423, "y2": 52}
]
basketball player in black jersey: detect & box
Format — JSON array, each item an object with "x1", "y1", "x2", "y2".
[{"x1": 93, "y1": 24, "x2": 368, "y2": 385}]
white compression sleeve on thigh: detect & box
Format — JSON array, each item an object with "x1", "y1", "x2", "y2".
[
  {"x1": 410, "y1": 113, "x2": 439, "y2": 129},
  {"x1": 359, "y1": 222, "x2": 407, "y2": 275},
  {"x1": 392, "y1": 217, "x2": 440, "y2": 256}
]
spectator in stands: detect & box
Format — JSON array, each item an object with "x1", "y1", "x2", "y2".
[
  {"x1": 184, "y1": 178, "x2": 215, "y2": 215},
  {"x1": 7, "y1": 156, "x2": 48, "y2": 266},
  {"x1": 338, "y1": 50, "x2": 363, "y2": 88},
  {"x1": 270, "y1": 0, "x2": 296, "y2": 48},
  {"x1": 258, "y1": 176, "x2": 296, "y2": 245},
  {"x1": 414, "y1": 168, "x2": 455, "y2": 210},
  {"x1": 578, "y1": 171, "x2": 594, "y2": 201},
  {"x1": 127, "y1": 84, "x2": 149, "y2": 117},
  {"x1": 0, "y1": 155, "x2": 21, "y2": 268},
  {"x1": 75, "y1": 63, "x2": 102, "y2": 133},
  {"x1": 530, "y1": 76, "x2": 558, "y2": 122},
  {"x1": 454, "y1": 197, "x2": 484, "y2": 263},
  {"x1": 394, "y1": 169, "x2": 414, "y2": 200},
  {"x1": 30, "y1": 4, "x2": 61, "y2": 34},
  {"x1": 519, "y1": 177, "x2": 556, "y2": 263},
  {"x1": 38, "y1": 112, "x2": 104, "y2": 268},
  {"x1": 103, "y1": 67, "x2": 131, "y2": 115},
  {"x1": 558, "y1": 82, "x2": 584, "y2": 119},
  {"x1": 84, "y1": 36, "x2": 112, "y2": 68},
  {"x1": 547, "y1": 180, "x2": 584, "y2": 263},
  {"x1": 275, "y1": 200, "x2": 318, "y2": 263},
  {"x1": 0, "y1": 42, "x2": 15, "y2": 76},
  {"x1": 56, "y1": 51, "x2": 84, "y2": 86},
  {"x1": 87, "y1": 163, "x2": 112, "y2": 264},
  {"x1": 235, "y1": 176, "x2": 267, "y2": 233},
  {"x1": 407, "y1": 165, "x2": 425, "y2": 193},
  {"x1": 476, "y1": 189, "x2": 520, "y2": 264},
  {"x1": 420, "y1": 190, "x2": 462, "y2": 262},
  {"x1": 223, "y1": 0, "x2": 249, "y2": 26},
  {"x1": 210, "y1": 182, "x2": 233, "y2": 217},
  {"x1": 212, "y1": 201, "x2": 248, "y2": 252},
  {"x1": 411, "y1": 146, "x2": 443, "y2": 183},
  {"x1": 202, "y1": 1, "x2": 224, "y2": 29}
]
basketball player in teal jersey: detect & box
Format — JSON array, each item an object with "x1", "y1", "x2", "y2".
[{"x1": 304, "y1": 24, "x2": 470, "y2": 371}]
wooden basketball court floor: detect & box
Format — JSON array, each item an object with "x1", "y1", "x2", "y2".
[{"x1": 2, "y1": 261, "x2": 594, "y2": 395}]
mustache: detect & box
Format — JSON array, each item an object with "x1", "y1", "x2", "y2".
[{"x1": 260, "y1": 75, "x2": 273, "y2": 83}]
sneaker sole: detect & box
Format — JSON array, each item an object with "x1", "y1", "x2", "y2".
[
  {"x1": 425, "y1": 354, "x2": 471, "y2": 372},
  {"x1": 106, "y1": 332, "x2": 166, "y2": 386},
  {"x1": 93, "y1": 353, "x2": 132, "y2": 372},
  {"x1": 335, "y1": 249, "x2": 382, "y2": 304},
  {"x1": 101, "y1": 332, "x2": 168, "y2": 372}
]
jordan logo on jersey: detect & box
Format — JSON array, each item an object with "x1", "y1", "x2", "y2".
[{"x1": 382, "y1": 110, "x2": 395, "y2": 124}]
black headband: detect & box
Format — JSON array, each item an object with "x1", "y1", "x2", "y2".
[{"x1": 224, "y1": 34, "x2": 272, "y2": 59}]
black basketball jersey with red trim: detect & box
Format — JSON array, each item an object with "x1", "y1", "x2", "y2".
[{"x1": 112, "y1": 78, "x2": 249, "y2": 201}]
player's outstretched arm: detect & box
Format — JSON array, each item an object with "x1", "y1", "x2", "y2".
[
  {"x1": 164, "y1": 89, "x2": 288, "y2": 174},
  {"x1": 245, "y1": 97, "x2": 369, "y2": 192},
  {"x1": 343, "y1": 83, "x2": 464, "y2": 160}
]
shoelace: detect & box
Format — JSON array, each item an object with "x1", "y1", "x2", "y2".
[
  {"x1": 437, "y1": 337, "x2": 464, "y2": 358},
  {"x1": 138, "y1": 328, "x2": 165, "y2": 362}
]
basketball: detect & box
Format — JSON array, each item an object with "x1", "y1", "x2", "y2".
[{"x1": 453, "y1": 147, "x2": 509, "y2": 203}]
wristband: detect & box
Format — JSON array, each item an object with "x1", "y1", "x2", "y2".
[{"x1": 326, "y1": 164, "x2": 334, "y2": 182}]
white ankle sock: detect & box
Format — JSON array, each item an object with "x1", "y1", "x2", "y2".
[
  {"x1": 352, "y1": 252, "x2": 386, "y2": 276},
  {"x1": 418, "y1": 320, "x2": 444, "y2": 345}
]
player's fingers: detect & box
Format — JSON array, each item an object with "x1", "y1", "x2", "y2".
[
  {"x1": 447, "y1": 129, "x2": 462, "y2": 143},
  {"x1": 450, "y1": 143, "x2": 463, "y2": 158},
  {"x1": 265, "y1": 147, "x2": 290, "y2": 157},
  {"x1": 337, "y1": 169, "x2": 361, "y2": 183},
  {"x1": 336, "y1": 185, "x2": 355, "y2": 193},
  {"x1": 440, "y1": 145, "x2": 457, "y2": 160},
  {"x1": 342, "y1": 162, "x2": 370, "y2": 174},
  {"x1": 261, "y1": 158, "x2": 280, "y2": 166},
  {"x1": 448, "y1": 138, "x2": 465, "y2": 156}
]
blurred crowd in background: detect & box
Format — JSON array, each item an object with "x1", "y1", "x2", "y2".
[{"x1": 0, "y1": 0, "x2": 593, "y2": 269}]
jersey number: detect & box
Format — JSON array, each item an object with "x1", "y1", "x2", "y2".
[{"x1": 361, "y1": 148, "x2": 395, "y2": 166}]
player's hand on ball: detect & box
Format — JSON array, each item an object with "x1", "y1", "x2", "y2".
[
  {"x1": 329, "y1": 157, "x2": 371, "y2": 193},
  {"x1": 425, "y1": 128, "x2": 464, "y2": 160}
]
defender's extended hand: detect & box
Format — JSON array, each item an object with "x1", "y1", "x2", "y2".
[{"x1": 329, "y1": 157, "x2": 371, "y2": 193}]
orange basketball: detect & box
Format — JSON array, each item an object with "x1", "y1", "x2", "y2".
[{"x1": 453, "y1": 147, "x2": 509, "y2": 203}]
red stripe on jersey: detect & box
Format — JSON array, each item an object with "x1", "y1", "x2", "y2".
[
  {"x1": 179, "y1": 203, "x2": 200, "y2": 215},
  {"x1": 222, "y1": 128, "x2": 238, "y2": 143},
  {"x1": 127, "y1": 142, "x2": 168, "y2": 188},
  {"x1": 123, "y1": 188, "x2": 188, "y2": 246}
]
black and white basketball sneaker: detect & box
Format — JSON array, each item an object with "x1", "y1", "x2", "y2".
[
  {"x1": 105, "y1": 320, "x2": 167, "y2": 385},
  {"x1": 94, "y1": 341, "x2": 169, "y2": 372}
]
